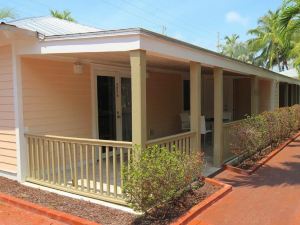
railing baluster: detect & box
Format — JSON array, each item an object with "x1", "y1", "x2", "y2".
[
  {"x1": 127, "y1": 147, "x2": 131, "y2": 173},
  {"x1": 113, "y1": 147, "x2": 117, "y2": 197},
  {"x1": 31, "y1": 137, "x2": 36, "y2": 179},
  {"x1": 62, "y1": 142, "x2": 66, "y2": 186},
  {"x1": 120, "y1": 147, "x2": 124, "y2": 190},
  {"x1": 106, "y1": 146, "x2": 110, "y2": 195},
  {"x1": 51, "y1": 141, "x2": 55, "y2": 184},
  {"x1": 67, "y1": 143, "x2": 73, "y2": 186},
  {"x1": 35, "y1": 138, "x2": 40, "y2": 180},
  {"x1": 92, "y1": 145, "x2": 96, "y2": 193},
  {"x1": 73, "y1": 143, "x2": 78, "y2": 190},
  {"x1": 46, "y1": 140, "x2": 50, "y2": 182},
  {"x1": 85, "y1": 145, "x2": 90, "y2": 192},
  {"x1": 99, "y1": 145, "x2": 103, "y2": 194},
  {"x1": 27, "y1": 137, "x2": 31, "y2": 178},
  {"x1": 56, "y1": 141, "x2": 61, "y2": 185},
  {"x1": 79, "y1": 144, "x2": 84, "y2": 191},
  {"x1": 40, "y1": 138, "x2": 45, "y2": 181}
]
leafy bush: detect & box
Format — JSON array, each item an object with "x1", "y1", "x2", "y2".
[
  {"x1": 122, "y1": 145, "x2": 203, "y2": 213},
  {"x1": 230, "y1": 105, "x2": 300, "y2": 157},
  {"x1": 230, "y1": 114, "x2": 267, "y2": 156}
]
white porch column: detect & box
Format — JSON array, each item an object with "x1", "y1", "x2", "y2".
[
  {"x1": 284, "y1": 83, "x2": 289, "y2": 107},
  {"x1": 251, "y1": 76, "x2": 259, "y2": 115},
  {"x1": 190, "y1": 62, "x2": 201, "y2": 152},
  {"x1": 130, "y1": 50, "x2": 147, "y2": 149},
  {"x1": 213, "y1": 68, "x2": 223, "y2": 167},
  {"x1": 12, "y1": 48, "x2": 26, "y2": 182}
]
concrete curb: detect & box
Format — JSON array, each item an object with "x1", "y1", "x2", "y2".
[
  {"x1": 224, "y1": 131, "x2": 300, "y2": 176},
  {"x1": 170, "y1": 177, "x2": 232, "y2": 225},
  {"x1": 0, "y1": 192, "x2": 101, "y2": 225}
]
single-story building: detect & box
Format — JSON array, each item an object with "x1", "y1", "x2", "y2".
[{"x1": 1, "y1": 16, "x2": 300, "y2": 205}]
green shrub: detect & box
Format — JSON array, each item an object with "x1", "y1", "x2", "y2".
[
  {"x1": 230, "y1": 105, "x2": 300, "y2": 157},
  {"x1": 230, "y1": 114, "x2": 267, "y2": 156},
  {"x1": 122, "y1": 145, "x2": 203, "y2": 213}
]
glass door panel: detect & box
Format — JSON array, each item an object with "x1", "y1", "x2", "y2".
[
  {"x1": 121, "y1": 78, "x2": 132, "y2": 141},
  {"x1": 97, "y1": 76, "x2": 116, "y2": 140}
]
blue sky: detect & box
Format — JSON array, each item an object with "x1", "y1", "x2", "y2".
[{"x1": 1, "y1": 0, "x2": 283, "y2": 51}]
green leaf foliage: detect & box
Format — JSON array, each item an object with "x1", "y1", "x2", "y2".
[{"x1": 122, "y1": 145, "x2": 203, "y2": 213}]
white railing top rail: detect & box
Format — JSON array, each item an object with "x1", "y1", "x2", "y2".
[
  {"x1": 146, "y1": 131, "x2": 196, "y2": 146},
  {"x1": 25, "y1": 133, "x2": 132, "y2": 148},
  {"x1": 223, "y1": 119, "x2": 244, "y2": 128}
]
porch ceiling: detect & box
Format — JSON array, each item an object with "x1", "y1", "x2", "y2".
[{"x1": 27, "y1": 52, "x2": 251, "y2": 78}]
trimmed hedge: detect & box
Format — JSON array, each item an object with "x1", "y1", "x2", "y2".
[
  {"x1": 122, "y1": 145, "x2": 203, "y2": 213},
  {"x1": 230, "y1": 105, "x2": 300, "y2": 157}
]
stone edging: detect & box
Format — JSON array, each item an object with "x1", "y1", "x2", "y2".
[
  {"x1": 170, "y1": 177, "x2": 232, "y2": 225},
  {"x1": 224, "y1": 131, "x2": 300, "y2": 176}
]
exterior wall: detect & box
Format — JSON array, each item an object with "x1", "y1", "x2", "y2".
[
  {"x1": 22, "y1": 58, "x2": 92, "y2": 138},
  {"x1": 259, "y1": 79, "x2": 272, "y2": 113},
  {"x1": 147, "y1": 72, "x2": 183, "y2": 139},
  {"x1": 233, "y1": 78, "x2": 251, "y2": 120},
  {"x1": 0, "y1": 45, "x2": 17, "y2": 173},
  {"x1": 202, "y1": 75, "x2": 233, "y2": 119}
]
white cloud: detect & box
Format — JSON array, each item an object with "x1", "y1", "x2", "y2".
[{"x1": 225, "y1": 11, "x2": 248, "y2": 26}]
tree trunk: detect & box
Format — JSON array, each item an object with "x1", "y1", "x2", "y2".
[{"x1": 276, "y1": 54, "x2": 281, "y2": 72}]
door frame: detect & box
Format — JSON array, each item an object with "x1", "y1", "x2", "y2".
[{"x1": 91, "y1": 64, "x2": 131, "y2": 140}]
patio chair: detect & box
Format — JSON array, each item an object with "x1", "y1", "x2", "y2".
[
  {"x1": 201, "y1": 115, "x2": 212, "y2": 147},
  {"x1": 180, "y1": 112, "x2": 190, "y2": 131}
]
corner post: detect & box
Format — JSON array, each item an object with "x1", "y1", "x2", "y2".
[
  {"x1": 130, "y1": 50, "x2": 147, "y2": 150},
  {"x1": 190, "y1": 62, "x2": 202, "y2": 152},
  {"x1": 213, "y1": 68, "x2": 223, "y2": 166},
  {"x1": 12, "y1": 46, "x2": 26, "y2": 182}
]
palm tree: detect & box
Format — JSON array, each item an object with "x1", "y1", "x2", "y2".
[
  {"x1": 219, "y1": 34, "x2": 255, "y2": 64},
  {"x1": 50, "y1": 9, "x2": 76, "y2": 22},
  {"x1": 248, "y1": 10, "x2": 291, "y2": 71},
  {"x1": 0, "y1": 8, "x2": 16, "y2": 20},
  {"x1": 220, "y1": 34, "x2": 240, "y2": 58},
  {"x1": 280, "y1": 0, "x2": 300, "y2": 32},
  {"x1": 280, "y1": 0, "x2": 300, "y2": 72}
]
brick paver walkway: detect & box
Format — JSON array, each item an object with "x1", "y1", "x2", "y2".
[
  {"x1": 192, "y1": 137, "x2": 300, "y2": 225},
  {"x1": 0, "y1": 201, "x2": 67, "y2": 225}
]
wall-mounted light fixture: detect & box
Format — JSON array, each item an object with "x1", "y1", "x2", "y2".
[{"x1": 73, "y1": 62, "x2": 83, "y2": 75}]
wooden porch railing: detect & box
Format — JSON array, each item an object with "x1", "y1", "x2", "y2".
[
  {"x1": 146, "y1": 131, "x2": 196, "y2": 154},
  {"x1": 25, "y1": 133, "x2": 132, "y2": 205}
]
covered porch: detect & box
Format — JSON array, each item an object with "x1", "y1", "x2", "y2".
[{"x1": 21, "y1": 50, "x2": 294, "y2": 204}]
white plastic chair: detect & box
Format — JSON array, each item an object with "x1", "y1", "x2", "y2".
[
  {"x1": 180, "y1": 112, "x2": 190, "y2": 131},
  {"x1": 223, "y1": 111, "x2": 232, "y2": 121},
  {"x1": 201, "y1": 115, "x2": 212, "y2": 147}
]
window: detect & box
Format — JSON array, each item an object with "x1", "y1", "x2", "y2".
[{"x1": 183, "y1": 80, "x2": 190, "y2": 111}]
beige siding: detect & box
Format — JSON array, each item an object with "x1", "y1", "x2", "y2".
[
  {"x1": 0, "y1": 45, "x2": 17, "y2": 173},
  {"x1": 147, "y1": 72, "x2": 183, "y2": 139},
  {"x1": 22, "y1": 58, "x2": 92, "y2": 138}
]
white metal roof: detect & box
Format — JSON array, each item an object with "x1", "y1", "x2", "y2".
[{"x1": 7, "y1": 16, "x2": 101, "y2": 36}]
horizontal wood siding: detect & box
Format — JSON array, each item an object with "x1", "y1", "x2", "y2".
[
  {"x1": 22, "y1": 58, "x2": 92, "y2": 138},
  {"x1": 0, "y1": 45, "x2": 17, "y2": 173}
]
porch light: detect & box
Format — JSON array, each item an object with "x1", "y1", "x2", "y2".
[{"x1": 73, "y1": 62, "x2": 83, "y2": 75}]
